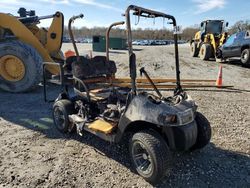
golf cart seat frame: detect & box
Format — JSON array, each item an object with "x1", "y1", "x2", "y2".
[{"x1": 70, "y1": 55, "x2": 117, "y2": 102}]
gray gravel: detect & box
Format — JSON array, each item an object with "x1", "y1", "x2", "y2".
[{"x1": 0, "y1": 44, "x2": 250, "y2": 187}]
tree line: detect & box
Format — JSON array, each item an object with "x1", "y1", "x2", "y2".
[
  {"x1": 228, "y1": 20, "x2": 250, "y2": 34},
  {"x1": 64, "y1": 20, "x2": 250, "y2": 41}
]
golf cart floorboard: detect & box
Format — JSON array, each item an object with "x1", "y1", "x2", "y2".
[{"x1": 87, "y1": 119, "x2": 116, "y2": 134}]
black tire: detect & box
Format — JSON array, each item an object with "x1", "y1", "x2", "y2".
[
  {"x1": 190, "y1": 42, "x2": 199, "y2": 57},
  {"x1": 215, "y1": 48, "x2": 222, "y2": 59},
  {"x1": 0, "y1": 40, "x2": 43, "y2": 92},
  {"x1": 199, "y1": 43, "x2": 212, "y2": 60},
  {"x1": 52, "y1": 99, "x2": 75, "y2": 133},
  {"x1": 191, "y1": 112, "x2": 211, "y2": 151},
  {"x1": 129, "y1": 130, "x2": 171, "y2": 184},
  {"x1": 240, "y1": 48, "x2": 250, "y2": 67}
]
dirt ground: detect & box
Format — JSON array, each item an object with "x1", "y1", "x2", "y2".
[{"x1": 0, "y1": 43, "x2": 250, "y2": 188}]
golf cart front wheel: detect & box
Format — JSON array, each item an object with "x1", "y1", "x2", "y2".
[
  {"x1": 190, "y1": 112, "x2": 211, "y2": 151},
  {"x1": 129, "y1": 130, "x2": 171, "y2": 184}
]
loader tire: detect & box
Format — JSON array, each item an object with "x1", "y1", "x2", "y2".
[
  {"x1": 0, "y1": 40, "x2": 43, "y2": 92},
  {"x1": 199, "y1": 44, "x2": 212, "y2": 60},
  {"x1": 190, "y1": 42, "x2": 199, "y2": 57}
]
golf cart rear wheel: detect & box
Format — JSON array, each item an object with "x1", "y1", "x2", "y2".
[
  {"x1": 199, "y1": 44, "x2": 212, "y2": 60},
  {"x1": 190, "y1": 42, "x2": 199, "y2": 57},
  {"x1": 129, "y1": 130, "x2": 170, "y2": 184},
  {"x1": 190, "y1": 112, "x2": 211, "y2": 151},
  {"x1": 52, "y1": 99, "x2": 75, "y2": 133},
  {"x1": 240, "y1": 49, "x2": 250, "y2": 67}
]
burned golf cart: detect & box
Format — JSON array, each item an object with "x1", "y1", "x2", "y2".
[{"x1": 45, "y1": 5, "x2": 211, "y2": 184}]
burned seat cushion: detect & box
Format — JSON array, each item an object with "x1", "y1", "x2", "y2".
[{"x1": 69, "y1": 56, "x2": 116, "y2": 79}]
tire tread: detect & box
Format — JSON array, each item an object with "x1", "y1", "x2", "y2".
[
  {"x1": 0, "y1": 40, "x2": 43, "y2": 92},
  {"x1": 52, "y1": 99, "x2": 75, "y2": 133},
  {"x1": 130, "y1": 130, "x2": 170, "y2": 183},
  {"x1": 191, "y1": 112, "x2": 211, "y2": 150}
]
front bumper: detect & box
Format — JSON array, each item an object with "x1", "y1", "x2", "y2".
[{"x1": 163, "y1": 121, "x2": 197, "y2": 151}]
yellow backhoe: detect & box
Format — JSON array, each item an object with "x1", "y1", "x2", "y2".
[
  {"x1": 0, "y1": 8, "x2": 64, "y2": 92},
  {"x1": 190, "y1": 20, "x2": 228, "y2": 61}
]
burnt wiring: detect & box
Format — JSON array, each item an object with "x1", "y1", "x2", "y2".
[
  {"x1": 135, "y1": 12, "x2": 167, "y2": 28},
  {"x1": 134, "y1": 11, "x2": 141, "y2": 25}
]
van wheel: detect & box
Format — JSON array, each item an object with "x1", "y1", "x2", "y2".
[
  {"x1": 241, "y1": 49, "x2": 250, "y2": 67},
  {"x1": 129, "y1": 130, "x2": 171, "y2": 184},
  {"x1": 191, "y1": 112, "x2": 211, "y2": 151},
  {"x1": 52, "y1": 99, "x2": 75, "y2": 133}
]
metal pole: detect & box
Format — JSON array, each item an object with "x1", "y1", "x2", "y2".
[
  {"x1": 68, "y1": 14, "x2": 84, "y2": 61},
  {"x1": 106, "y1": 21, "x2": 125, "y2": 62},
  {"x1": 125, "y1": 5, "x2": 137, "y2": 95},
  {"x1": 140, "y1": 67, "x2": 163, "y2": 99},
  {"x1": 172, "y1": 18, "x2": 182, "y2": 92}
]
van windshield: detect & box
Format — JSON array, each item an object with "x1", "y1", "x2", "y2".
[{"x1": 224, "y1": 33, "x2": 236, "y2": 46}]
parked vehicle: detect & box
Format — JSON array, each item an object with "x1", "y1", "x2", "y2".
[
  {"x1": 0, "y1": 7, "x2": 64, "y2": 92},
  {"x1": 62, "y1": 36, "x2": 71, "y2": 43},
  {"x1": 138, "y1": 40, "x2": 150, "y2": 45},
  {"x1": 190, "y1": 20, "x2": 228, "y2": 60},
  {"x1": 152, "y1": 40, "x2": 165, "y2": 45},
  {"x1": 134, "y1": 40, "x2": 169, "y2": 46},
  {"x1": 217, "y1": 30, "x2": 250, "y2": 67},
  {"x1": 44, "y1": 6, "x2": 211, "y2": 184},
  {"x1": 132, "y1": 40, "x2": 141, "y2": 45}
]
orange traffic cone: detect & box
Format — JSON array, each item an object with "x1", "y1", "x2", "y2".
[
  {"x1": 64, "y1": 50, "x2": 75, "y2": 58},
  {"x1": 216, "y1": 65, "x2": 223, "y2": 88}
]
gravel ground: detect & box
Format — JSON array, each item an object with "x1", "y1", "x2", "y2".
[{"x1": 0, "y1": 44, "x2": 250, "y2": 188}]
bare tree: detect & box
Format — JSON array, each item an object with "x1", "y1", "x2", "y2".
[
  {"x1": 228, "y1": 20, "x2": 250, "y2": 34},
  {"x1": 63, "y1": 20, "x2": 250, "y2": 41}
]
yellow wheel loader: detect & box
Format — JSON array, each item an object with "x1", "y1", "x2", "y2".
[
  {"x1": 0, "y1": 8, "x2": 64, "y2": 92},
  {"x1": 190, "y1": 20, "x2": 228, "y2": 61}
]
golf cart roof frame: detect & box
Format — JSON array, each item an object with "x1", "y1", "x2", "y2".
[{"x1": 125, "y1": 5, "x2": 182, "y2": 95}]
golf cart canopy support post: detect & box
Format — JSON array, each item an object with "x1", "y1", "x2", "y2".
[
  {"x1": 68, "y1": 14, "x2": 84, "y2": 61},
  {"x1": 125, "y1": 5, "x2": 182, "y2": 94},
  {"x1": 106, "y1": 21, "x2": 125, "y2": 62}
]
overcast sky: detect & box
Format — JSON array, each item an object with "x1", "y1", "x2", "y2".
[{"x1": 1, "y1": 0, "x2": 250, "y2": 29}]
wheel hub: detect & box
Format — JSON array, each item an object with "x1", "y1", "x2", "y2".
[
  {"x1": 142, "y1": 153, "x2": 148, "y2": 160},
  {"x1": 243, "y1": 53, "x2": 248, "y2": 60},
  {"x1": 0, "y1": 55, "x2": 25, "y2": 81},
  {"x1": 132, "y1": 141, "x2": 153, "y2": 175}
]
